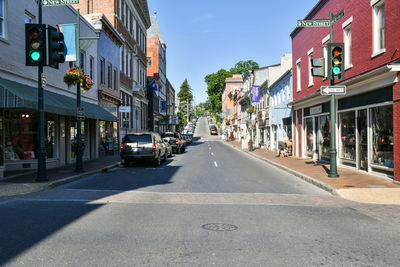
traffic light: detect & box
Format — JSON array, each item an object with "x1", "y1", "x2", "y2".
[
  {"x1": 328, "y1": 43, "x2": 345, "y2": 80},
  {"x1": 25, "y1": 23, "x2": 46, "y2": 66},
  {"x1": 47, "y1": 25, "x2": 65, "y2": 69},
  {"x1": 311, "y1": 57, "x2": 325, "y2": 77}
]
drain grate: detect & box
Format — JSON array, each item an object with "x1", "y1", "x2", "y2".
[{"x1": 202, "y1": 223, "x2": 238, "y2": 232}]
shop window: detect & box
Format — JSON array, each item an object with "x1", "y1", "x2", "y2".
[
  {"x1": 100, "y1": 121, "x2": 118, "y2": 154},
  {"x1": 319, "y1": 115, "x2": 331, "y2": 161},
  {"x1": 371, "y1": 105, "x2": 393, "y2": 168},
  {"x1": 70, "y1": 121, "x2": 85, "y2": 159},
  {"x1": 305, "y1": 117, "x2": 313, "y2": 157},
  {"x1": 339, "y1": 111, "x2": 356, "y2": 161}
]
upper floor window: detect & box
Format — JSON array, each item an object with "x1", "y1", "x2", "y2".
[
  {"x1": 89, "y1": 56, "x2": 94, "y2": 80},
  {"x1": 296, "y1": 59, "x2": 301, "y2": 92},
  {"x1": 100, "y1": 58, "x2": 105, "y2": 85},
  {"x1": 114, "y1": 67, "x2": 118, "y2": 90},
  {"x1": 372, "y1": 0, "x2": 385, "y2": 55},
  {"x1": 80, "y1": 51, "x2": 86, "y2": 72},
  {"x1": 0, "y1": 0, "x2": 5, "y2": 38},
  {"x1": 24, "y1": 11, "x2": 35, "y2": 24},
  {"x1": 343, "y1": 19, "x2": 352, "y2": 69},
  {"x1": 307, "y1": 49, "x2": 313, "y2": 87},
  {"x1": 118, "y1": 0, "x2": 122, "y2": 19},
  {"x1": 322, "y1": 35, "x2": 330, "y2": 79},
  {"x1": 107, "y1": 63, "x2": 112, "y2": 89}
]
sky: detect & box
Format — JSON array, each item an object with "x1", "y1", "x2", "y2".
[{"x1": 147, "y1": 0, "x2": 320, "y2": 104}]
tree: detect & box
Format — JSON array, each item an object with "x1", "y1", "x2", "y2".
[
  {"x1": 230, "y1": 60, "x2": 259, "y2": 76},
  {"x1": 204, "y1": 68, "x2": 233, "y2": 113},
  {"x1": 177, "y1": 79, "x2": 193, "y2": 103}
]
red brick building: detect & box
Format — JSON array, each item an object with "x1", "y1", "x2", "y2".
[{"x1": 291, "y1": 0, "x2": 400, "y2": 181}]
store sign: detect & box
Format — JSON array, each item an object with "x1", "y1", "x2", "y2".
[
  {"x1": 119, "y1": 106, "x2": 131, "y2": 113},
  {"x1": 310, "y1": 105, "x2": 322, "y2": 115}
]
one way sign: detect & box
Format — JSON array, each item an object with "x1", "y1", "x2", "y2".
[{"x1": 320, "y1": 85, "x2": 347, "y2": 95}]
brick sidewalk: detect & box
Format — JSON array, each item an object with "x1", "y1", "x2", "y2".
[{"x1": 225, "y1": 140, "x2": 400, "y2": 204}]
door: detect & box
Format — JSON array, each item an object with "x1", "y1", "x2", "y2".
[{"x1": 357, "y1": 109, "x2": 368, "y2": 171}]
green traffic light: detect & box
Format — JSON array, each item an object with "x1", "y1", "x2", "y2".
[
  {"x1": 332, "y1": 66, "x2": 341, "y2": 75},
  {"x1": 30, "y1": 51, "x2": 41, "y2": 61}
]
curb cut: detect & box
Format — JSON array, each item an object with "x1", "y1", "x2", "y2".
[{"x1": 220, "y1": 141, "x2": 338, "y2": 195}]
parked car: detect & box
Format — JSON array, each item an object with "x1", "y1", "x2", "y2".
[
  {"x1": 162, "y1": 138, "x2": 173, "y2": 157},
  {"x1": 161, "y1": 132, "x2": 185, "y2": 154},
  {"x1": 120, "y1": 132, "x2": 167, "y2": 166},
  {"x1": 210, "y1": 125, "x2": 218, "y2": 135}
]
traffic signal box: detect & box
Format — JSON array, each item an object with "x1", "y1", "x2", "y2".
[
  {"x1": 311, "y1": 57, "x2": 325, "y2": 77},
  {"x1": 25, "y1": 24, "x2": 47, "y2": 66},
  {"x1": 327, "y1": 43, "x2": 345, "y2": 80},
  {"x1": 47, "y1": 25, "x2": 65, "y2": 69}
]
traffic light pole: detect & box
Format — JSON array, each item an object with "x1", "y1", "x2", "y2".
[
  {"x1": 249, "y1": 89, "x2": 253, "y2": 151},
  {"x1": 75, "y1": 9, "x2": 84, "y2": 172},
  {"x1": 328, "y1": 11, "x2": 339, "y2": 178},
  {"x1": 36, "y1": 0, "x2": 48, "y2": 181}
]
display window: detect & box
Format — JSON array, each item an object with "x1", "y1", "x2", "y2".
[
  {"x1": 3, "y1": 109, "x2": 56, "y2": 161},
  {"x1": 371, "y1": 105, "x2": 393, "y2": 168},
  {"x1": 70, "y1": 120, "x2": 85, "y2": 159},
  {"x1": 305, "y1": 117, "x2": 313, "y2": 157},
  {"x1": 340, "y1": 111, "x2": 356, "y2": 161},
  {"x1": 100, "y1": 121, "x2": 118, "y2": 155},
  {"x1": 319, "y1": 115, "x2": 330, "y2": 161}
]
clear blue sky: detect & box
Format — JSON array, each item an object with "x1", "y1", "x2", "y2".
[{"x1": 148, "y1": 0, "x2": 320, "y2": 104}]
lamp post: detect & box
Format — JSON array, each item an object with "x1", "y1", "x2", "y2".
[{"x1": 248, "y1": 89, "x2": 254, "y2": 151}]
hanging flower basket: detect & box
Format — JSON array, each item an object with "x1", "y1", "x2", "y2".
[
  {"x1": 246, "y1": 106, "x2": 256, "y2": 114},
  {"x1": 80, "y1": 75, "x2": 93, "y2": 92},
  {"x1": 64, "y1": 67, "x2": 83, "y2": 87}
]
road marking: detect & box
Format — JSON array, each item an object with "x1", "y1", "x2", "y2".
[
  {"x1": 214, "y1": 161, "x2": 218, "y2": 167},
  {"x1": 211, "y1": 152, "x2": 214, "y2": 156},
  {"x1": 209, "y1": 147, "x2": 211, "y2": 150}
]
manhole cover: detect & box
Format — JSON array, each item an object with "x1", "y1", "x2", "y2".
[{"x1": 201, "y1": 223, "x2": 238, "y2": 231}]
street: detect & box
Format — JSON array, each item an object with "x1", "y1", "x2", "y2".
[{"x1": 1, "y1": 117, "x2": 400, "y2": 266}]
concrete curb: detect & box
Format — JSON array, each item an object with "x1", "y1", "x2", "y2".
[
  {"x1": 47, "y1": 162, "x2": 121, "y2": 189},
  {"x1": 220, "y1": 140, "x2": 338, "y2": 195}
]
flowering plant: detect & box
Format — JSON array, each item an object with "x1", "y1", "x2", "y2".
[
  {"x1": 64, "y1": 67, "x2": 93, "y2": 92},
  {"x1": 246, "y1": 106, "x2": 256, "y2": 114}
]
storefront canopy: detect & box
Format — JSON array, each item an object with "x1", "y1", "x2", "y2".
[{"x1": 0, "y1": 77, "x2": 117, "y2": 122}]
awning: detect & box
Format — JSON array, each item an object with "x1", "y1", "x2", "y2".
[{"x1": 0, "y1": 77, "x2": 117, "y2": 121}]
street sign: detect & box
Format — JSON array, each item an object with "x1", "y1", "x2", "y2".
[
  {"x1": 77, "y1": 107, "x2": 85, "y2": 120},
  {"x1": 320, "y1": 85, "x2": 347, "y2": 95},
  {"x1": 332, "y1": 9, "x2": 345, "y2": 24},
  {"x1": 119, "y1": 106, "x2": 131, "y2": 113},
  {"x1": 41, "y1": 73, "x2": 47, "y2": 88},
  {"x1": 43, "y1": 0, "x2": 79, "y2": 6},
  {"x1": 297, "y1": 20, "x2": 330, "y2": 27}
]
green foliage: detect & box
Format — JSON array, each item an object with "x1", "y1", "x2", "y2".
[
  {"x1": 230, "y1": 60, "x2": 259, "y2": 76},
  {"x1": 177, "y1": 79, "x2": 193, "y2": 103},
  {"x1": 204, "y1": 60, "x2": 259, "y2": 116}
]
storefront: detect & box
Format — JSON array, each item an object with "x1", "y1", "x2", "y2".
[
  {"x1": 303, "y1": 102, "x2": 331, "y2": 161},
  {"x1": 338, "y1": 86, "x2": 393, "y2": 176},
  {"x1": 0, "y1": 77, "x2": 117, "y2": 177}
]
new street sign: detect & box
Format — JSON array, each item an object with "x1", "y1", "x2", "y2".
[
  {"x1": 43, "y1": 0, "x2": 79, "y2": 6},
  {"x1": 297, "y1": 20, "x2": 330, "y2": 27},
  {"x1": 320, "y1": 85, "x2": 347, "y2": 95}
]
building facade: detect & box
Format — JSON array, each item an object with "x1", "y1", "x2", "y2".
[
  {"x1": 75, "y1": 0, "x2": 151, "y2": 136},
  {"x1": 221, "y1": 74, "x2": 242, "y2": 140},
  {"x1": 146, "y1": 14, "x2": 167, "y2": 133},
  {"x1": 0, "y1": 3, "x2": 116, "y2": 177},
  {"x1": 291, "y1": 0, "x2": 400, "y2": 181}
]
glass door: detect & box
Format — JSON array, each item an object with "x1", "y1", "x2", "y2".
[{"x1": 357, "y1": 109, "x2": 368, "y2": 170}]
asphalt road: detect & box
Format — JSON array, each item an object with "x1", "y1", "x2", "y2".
[{"x1": 1, "y1": 117, "x2": 400, "y2": 266}]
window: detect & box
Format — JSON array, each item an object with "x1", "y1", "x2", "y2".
[
  {"x1": 119, "y1": 0, "x2": 122, "y2": 19},
  {"x1": 80, "y1": 51, "x2": 85, "y2": 72},
  {"x1": 296, "y1": 59, "x2": 301, "y2": 92},
  {"x1": 24, "y1": 11, "x2": 35, "y2": 23},
  {"x1": 371, "y1": 105, "x2": 393, "y2": 168},
  {"x1": 372, "y1": 0, "x2": 385, "y2": 55},
  {"x1": 90, "y1": 56, "x2": 94, "y2": 79},
  {"x1": 147, "y1": 57, "x2": 152, "y2": 67},
  {"x1": 307, "y1": 49, "x2": 313, "y2": 86},
  {"x1": 282, "y1": 89, "x2": 285, "y2": 102},
  {"x1": 132, "y1": 17, "x2": 137, "y2": 39},
  {"x1": 0, "y1": 0, "x2": 5, "y2": 38},
  {"x1": 107, "y1": 63, "x2": 112, "y2": 88},
  {"x1": 113, "y1": 67, "x2": 118, "y2": 90},
  {"x1": 100, "y1": 58, "x2": 105, "y2": 84},
  {"x1": 322, "y1": 35, "x2": 330, "y2": 79},
  {"x1": 286, "y1": 84, "x2": 290, "y2": 99},
  {"x1": 343, "y1": 17, "x2": 353, "y2": 69}
]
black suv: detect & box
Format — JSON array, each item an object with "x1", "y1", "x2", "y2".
[
  {"x1": 161, "y1": 132, "x2": 185, "y2": 154},
  {"x1": 120, "y1": 132, "x2": 167, "y2": 166}
]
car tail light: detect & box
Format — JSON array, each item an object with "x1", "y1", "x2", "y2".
[
  {"x1": 120, "y1": 144, "x2": 123, "y2": 152},
  {"x1": 176, "y1": 139, "x2": 179, "y2": 144},
  {"x1": 153, "y1": 143, "x2": 156, "y2": 152}
]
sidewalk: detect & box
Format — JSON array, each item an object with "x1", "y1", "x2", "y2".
[
  {"x1": 225, "y1": 140, "x2": 400, "y2": 205},
  {"x1": 0, "y1": 154, "x2": 121, "y2": 198}
]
